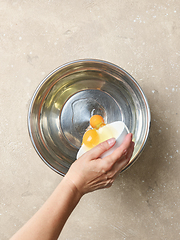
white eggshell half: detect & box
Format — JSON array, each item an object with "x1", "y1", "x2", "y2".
[
  {"x1": 76, "y1": 121, "x2": 129, "y2": 159},
  {"x1": 100, "y1": 121, "x2": 129, "y2": 158},
  {"x1": 76, "y1": 143, "x2": 90, "y2": 159}
]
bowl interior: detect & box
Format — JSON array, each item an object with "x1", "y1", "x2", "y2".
[{"x1": 28, "y1": 60, "x2": 150, "y2": 176}]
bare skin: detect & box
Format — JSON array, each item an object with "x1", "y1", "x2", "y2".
[{"x1": 10, "y1": 133, "x2": 134, "y2": 240}]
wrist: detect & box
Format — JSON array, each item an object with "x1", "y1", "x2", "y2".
[{"x1": 61, "y1": 175, "x2": 83, "y2": 201}]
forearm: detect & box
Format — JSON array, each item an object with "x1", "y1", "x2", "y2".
[
  {"x1": 10, "y1": 177, "x2": 82, "y2": 240},
  {"x1": 10, "y1": 135, "x2": 134, "y2": 240}
]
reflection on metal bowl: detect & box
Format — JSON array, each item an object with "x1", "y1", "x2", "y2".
[{"x1": 28, "y1": 59, "x2": 151, "y2": 176}]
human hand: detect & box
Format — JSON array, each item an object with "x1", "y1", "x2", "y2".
[
  {"x1": 10, "y1": 136, "x2": 134, "y2": 240},
  {"x1": 64, "y1": 133, "x2": 134, "y2": 196}
]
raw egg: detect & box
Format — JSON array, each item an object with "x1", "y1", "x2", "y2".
[
  {"x1": 76, "y1": 120, "x2": 129, "y2": 159},
  {"x1": 82, "y1": 129, "x2": 100, "y2": 148},
  {"x1": 90, "y1": 115, "x2": 105, "y2": 129}
]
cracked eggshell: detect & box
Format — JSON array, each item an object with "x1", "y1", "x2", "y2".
[{"x1": 76, "y1": 121, "x2": 129, "y2": 159}]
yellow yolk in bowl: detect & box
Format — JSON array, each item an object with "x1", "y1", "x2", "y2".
[
  {"x1": 82, "y1": 129, "x2": 100, "y2": 148},
  {"x1": 83, "y1": 124, "x2": 115, "y2": 149},
  {"x1": 82, "y1": 115, "x2": 115, "y2": 149},
  {"x1": 77, "y1": 120, "x2": 129, "y2": 159},
  {"x1": 90, "y1": 115, "x2": 105, "y2": 129}
]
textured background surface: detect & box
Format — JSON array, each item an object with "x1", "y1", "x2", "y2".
[{"x1": 0, "y1": 1, "x2": 180, "y2": 239}]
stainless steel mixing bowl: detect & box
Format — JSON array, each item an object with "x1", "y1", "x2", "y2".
[{"x1": 28, "y1": 59, "x2": 151, "y2": 176}]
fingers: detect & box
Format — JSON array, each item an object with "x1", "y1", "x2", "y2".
[
  {"x1": 105, "y1": 133, "x2": 133, "y2": 165},
  {"x1": 115, "y1": 141, "x2": 135, "y2": 171},
  {"x1": 93, "y1": 139, "x2": 134, "y2": 189},
  {"x1": 106, "y1": 141, "x2": 135, "y2": 179},
  {"x1": 89, "y1": 133, "x2": 133, "y2": 177},
  {"x1": 86, "y1": 138, "x2": 116, "y2": 160}
]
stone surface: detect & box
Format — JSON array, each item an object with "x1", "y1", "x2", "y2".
[{"x1": 0, "y1": 0, "x2": 180, "y2": 239}]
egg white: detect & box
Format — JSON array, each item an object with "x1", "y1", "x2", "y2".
[{"x1": 76, "y1": 121, "x2": 129, "y2": 159}]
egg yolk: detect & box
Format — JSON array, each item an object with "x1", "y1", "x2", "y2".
[
  {"x1": 90, "y1": 115, "x2": 105, "y2": 129},
  {"x1": 82, "y1": 129, "x2": 100, "y2": 148}
]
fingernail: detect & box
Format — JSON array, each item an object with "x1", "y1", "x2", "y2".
[{"x1": 107, "y1": 138, "x2": 116, "y2": 147}]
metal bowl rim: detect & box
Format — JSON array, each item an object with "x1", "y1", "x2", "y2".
[{"x1": 27, "y1": 58, "x2": 151, "y2": 175}]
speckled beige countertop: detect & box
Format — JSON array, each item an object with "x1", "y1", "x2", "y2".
[{"x1": 0, "y1": 1, "x2": 180, "y2": 239}]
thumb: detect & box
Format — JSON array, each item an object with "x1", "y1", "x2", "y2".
[{"x1": 87, "y1": 138, "x2": 116, "y2": 160}]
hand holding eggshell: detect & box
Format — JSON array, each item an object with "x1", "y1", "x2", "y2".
[
  {"x1": 76, "y1": 115, "x2": 130, "y2": 159},
  {"x1": 65, "y1": 133, "x2": 134, "y2": 195}
]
